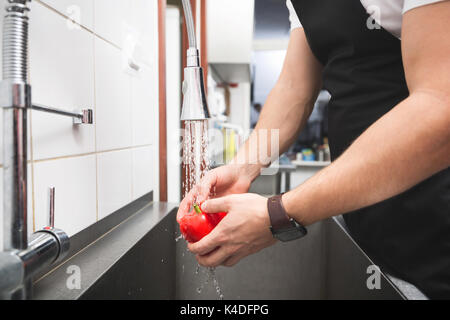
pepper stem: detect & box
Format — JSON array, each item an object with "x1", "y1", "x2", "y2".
[{"x1": 193, "y1": 203, "x2": 202, "y2": 214}]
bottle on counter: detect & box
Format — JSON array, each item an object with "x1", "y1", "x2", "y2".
[{"x1": 323, "y1": 137, "x2": 331, "y2": 162}]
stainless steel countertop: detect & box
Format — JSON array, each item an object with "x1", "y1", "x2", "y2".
[{"x1": 33, "y1": 202, "x2": 178, "y2": 300}]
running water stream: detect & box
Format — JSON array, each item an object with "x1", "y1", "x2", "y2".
[
  {"x1": 182, "y1": 120, "x2": 210, "y2": 197},
  {"x1": 180, "y1": 120, "x2": 224, "y2": 300}
]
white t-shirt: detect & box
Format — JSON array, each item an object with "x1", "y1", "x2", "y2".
[{"x1": 287, "y1": 0, "x2": 447, "y2": 38}]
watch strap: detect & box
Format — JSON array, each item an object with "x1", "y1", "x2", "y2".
[{"x1": 267, "y1": 194, "x2": 293, "y2": 231}]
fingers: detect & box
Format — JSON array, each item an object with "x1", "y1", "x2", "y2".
[
  {"x1": 187, "y1": 225, "x2": 225, "y2": 255},
  {"x1": 177, "y1": 190, "x2": 195, "y2": 221},
  {"x1": 177, "y1": 176, "x2": 211, "y2": 220},
  {"x1": 196, "y1": 172, "x2": 217, "y2": 203},
  {"x1": 201, "y1": 196, "x2": 231, "y2": 214},
  {"x1": 196, "y1": 245, "x2": 237, "y2": 268}
]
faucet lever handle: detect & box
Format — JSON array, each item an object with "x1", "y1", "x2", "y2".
[{"x1": 47, "y1": 187, "x2": 55, "y2": 229}]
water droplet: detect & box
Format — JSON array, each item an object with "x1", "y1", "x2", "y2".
[
  {"x1": 181, "y1": 120, "x2": 225, "y2": 299},
  {"x1": 195, "y1": 264, "x2": 200, "y2": 274}
]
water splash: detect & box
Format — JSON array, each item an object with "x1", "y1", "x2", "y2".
[
  {"x1": 182, "y1": 120, "x2": 224, "y2": 300},
  {"x1": 182, "y1": 120, "x2": 210, "y2": 198},
  {"x1": 195, "y1": 264, "x2": 200, "y2": 275},
  {"x1": 209, "y1": 267, "x2": 224, "y2": 300}
]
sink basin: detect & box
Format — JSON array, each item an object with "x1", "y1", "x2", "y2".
[{"x1": 34, "y1": 202, "x2": 410, "y2": 300}]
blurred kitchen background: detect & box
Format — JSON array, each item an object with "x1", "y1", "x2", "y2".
[
  {"x1": 0, "y1": 0, "x2": 331, "y2": 249},
  {"x1": 167, "y1": 0, "x2": 331, "y2": 203}
]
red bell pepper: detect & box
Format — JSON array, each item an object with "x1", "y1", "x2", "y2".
[{"x1": 177, "y1": 203, "x2": 227, "y2": 243}]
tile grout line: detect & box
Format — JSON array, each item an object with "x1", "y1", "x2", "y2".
[
  {"x1": 34, "y1": 0, "x2": 122, "y2": 52},
  {"x1": 92, "y1": 2, "x2": 99, "y2": 223},
  {"x1": 35, "y1": 0, "x2": 158, "y2": 73},
  {"x1": 32, "y1": 144, "x2": 154, "y2": 164},
  {"x1": 34, "y1": 0, "x2": 154, "y2": 71},
  {"x1": 24, "y1": 0, "x2": 157, "y2": 233},
  {"x1": 130, "y1": 68, "x2": 134, "y2": 201}
]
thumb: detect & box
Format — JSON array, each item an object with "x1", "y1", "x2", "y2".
[
  {"x1": 195, "y1": 172, "x2": 218, "y2": 203},
  {"x1": 177, "y1": 190, "x2": 195, "y2": 221},
  {"x1": 201, "y1": 196, "x2": 230, "y2": 213}
]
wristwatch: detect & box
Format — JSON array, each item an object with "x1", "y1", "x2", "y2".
[{"x1": 267, "y1": 194, "x2": 307, "y2": 242}]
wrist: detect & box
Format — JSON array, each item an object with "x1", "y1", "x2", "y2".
[
  {"x1": 232, "y1": 143, "x2": 270, "y2": 181},
  {"x1": 267, "y1": 194, "x2": 308, "y2": 242},
  {"x1": 282, "y1": 191, "x2": 311, "y2": 226},
  {"x1": 230, "y1": 160, "x2": 262, "y2": 183}
]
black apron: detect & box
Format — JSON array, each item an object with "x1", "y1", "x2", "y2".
[{"x1": 291, "y1": 0, "x2": 450, "y2": 299}]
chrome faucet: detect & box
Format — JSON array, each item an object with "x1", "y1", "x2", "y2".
[
  {"x1": 180, "y1": 0, "x2": 210, "y2": 121},
  {"x1": 0, "y1": 0, "x2": 92, "y2": 300}
]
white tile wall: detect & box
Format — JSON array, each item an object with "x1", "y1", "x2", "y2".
[
  {"x1": 0, "y1": 0, "x2": 159, "y2": 242},
  {"x1": 129, "y1": 0, "x2": 159, "y2": 67},
  {"x1": 95, "y1": 37, "x2": 133, "y2": 151},
  {"x1": 39, "y1": 0, "x2": 95, "y2": 31},
  {"x1": 131, "y1": 66, "x2": 155, "y2": 146},
  {"x1": 132, "y1": 146, "x2": 154, "y2": 200},
  {"x1": 94, "y1": 0, "x2": 131, "y2": 48},
  {"x1": 30, "y1": 2, "x2": 96, "y2": 160},
  {"x1": 33, "y1": 156, "x2": 97, "y2": 237},
  {"x1": 97, "y1": 149, "x2": 133, "y2": 220}
]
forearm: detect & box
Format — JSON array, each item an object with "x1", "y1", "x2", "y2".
[
  {"x1": 230, "y1": 29, "x2": 322, "y2": 181},
  {"x1": 283, "y1": 91, "x2": 450, "y2": 225},
  {"x1": 233, "y1": 82, "x2": 319, "y2": 180}
]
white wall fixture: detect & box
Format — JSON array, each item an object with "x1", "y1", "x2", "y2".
[
  {"x1": 207, "y1": 0, "x2": 255, "y2": 83},
  {"x1": 207, "y1": 0, "x2": 255, "y2": 64}
]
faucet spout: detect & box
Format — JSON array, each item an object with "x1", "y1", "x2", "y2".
[
  {"x1": 180, "y1": 0, "x2": 210, "y2": 121},
  {"x1": 181, "y1": 65, "x2": 210, "y2": 121}
]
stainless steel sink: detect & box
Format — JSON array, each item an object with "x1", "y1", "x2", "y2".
[{"x1": 34, "y1": 203, "x2": 410, "y2": 300}]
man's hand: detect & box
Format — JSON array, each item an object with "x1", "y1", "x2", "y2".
[
  {"x1": 176, "y1": 164, "x2": 256, "y2": 221},
  {"x1": 176, "y1": 28, "x2": 321, "y2": 265},
  {"x1": 187, "y1": 194, "x2": 277, "y2": 268}
]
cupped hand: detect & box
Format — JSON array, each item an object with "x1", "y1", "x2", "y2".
[
  {"x1": 187, "y1": 193, "x2": 277, "y2": 268},
  {"x1": 177, "y1": 164, "x2": 254, "y2": 221}
]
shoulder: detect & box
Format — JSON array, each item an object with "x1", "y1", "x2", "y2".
[{"x1": 361, "y1": 0, "x2": 448, "y2": 38}]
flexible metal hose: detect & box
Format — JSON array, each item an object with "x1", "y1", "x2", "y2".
[
  {"x1": 3, "y1": 0, "x2": 29, "y2": 83},
  {"x1": 181, "y1": 0, "x2": 197, "y2": 49}
]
